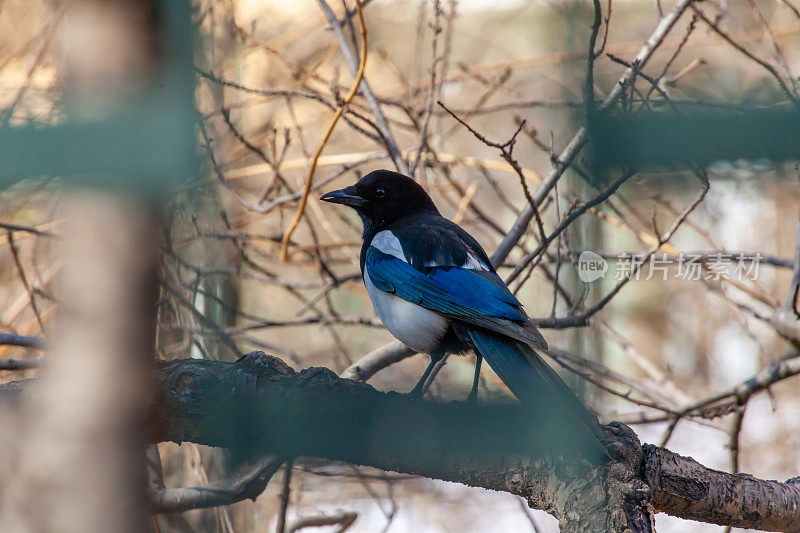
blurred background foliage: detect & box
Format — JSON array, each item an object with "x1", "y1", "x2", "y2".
[{"x1": 1, "y1": 0, "x2": 799, "y2": 531}]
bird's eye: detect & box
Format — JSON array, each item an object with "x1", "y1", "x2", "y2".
[{"x1": 374, "y1": 187, "x2": 387, "y2": 199}]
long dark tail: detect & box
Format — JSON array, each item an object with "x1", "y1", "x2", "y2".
[{"x1": 467, "y1": 327, "x2": 610, "y2": 463}]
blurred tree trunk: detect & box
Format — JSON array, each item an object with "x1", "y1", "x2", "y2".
[{"x1": 0, "y1": 194, "x2": 159, "y2": 532}]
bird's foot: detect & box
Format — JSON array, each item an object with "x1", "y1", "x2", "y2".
[
  {"x1": 405, "y1": 382, "x2": 425, "y2": 398},
  {"x1": 464, "y1": 389, "x2": 478, "y2": 405}
]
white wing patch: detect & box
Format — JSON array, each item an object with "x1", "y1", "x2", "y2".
[
  {"x1": 370, "y1": 230, "x2": 489, "y2": 271},
  {"x1": 370, "y1": 230, "x2": 407, "y2": 262},
  {"x1": 462, "y1": 252, "x2": 490, "y2": 271}
]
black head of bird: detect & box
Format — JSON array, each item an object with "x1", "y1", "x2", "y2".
[{"x1": 320, "y1": 169, "x2": 438, "y2": 234}]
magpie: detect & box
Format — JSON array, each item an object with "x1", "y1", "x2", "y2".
[{"x1": 321, "y1": 169, "x2": 607, "y2": 454}]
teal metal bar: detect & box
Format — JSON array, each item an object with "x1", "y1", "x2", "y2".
[
  {"x1": 588, "y1": 107, "x2": 800, "y2": 171},
  {"x1": 0, "y1": 0, "x2": 197, "y2": 192}
]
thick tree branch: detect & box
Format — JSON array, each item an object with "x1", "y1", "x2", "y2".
[
  {"x1": 3, "y1": 352, "x2": 799, "y2": 532},
  {"x1": 644, "y1": 445, "x2": 800, "y2": 531}
]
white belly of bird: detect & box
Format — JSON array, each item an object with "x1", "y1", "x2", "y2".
[{"x1": 364, "y1": 270, "x2": 450, "y2": 353}]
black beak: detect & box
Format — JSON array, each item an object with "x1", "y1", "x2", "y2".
[{"x1": 320, "y1": 186, "x2": 366, "y2": 207}]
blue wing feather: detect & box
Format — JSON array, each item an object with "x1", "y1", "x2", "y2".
[{"x1": 365, "y1": 247, "x2": 526, "y2": 322}]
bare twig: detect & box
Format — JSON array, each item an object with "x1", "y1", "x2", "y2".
[
  {"x1": 7, "y1": 232, "x2": 46, "y2": 333},
  {"x1": 585, "y1": 0, "x2": 603, "y2": 116},
  {"x1": 728, "y1": 403, "x2": 746, "y2": 474},
  {"x1": 315, "y1": 0, "x2": 409, "y2": 175},
  {"x1": 0, "y1": 357, "x2": 43, "y2": 370},
  {"x1": 787, "y1": 198, "x2": 800, "y2": 315},
  {"x1": 280, "y1": 0, "x2": 368, "y2": 261},
  {"x1": 491, "y1": 0, "x2": 699, "y2": 266},
  {"x1": 276, "y1": 460, "x2": 294, "y2": 533},
  {"x1": 150, "y1": 456, "x2": 282, "y2": 513},
  {"x1": 286, "y1": 512, "x2": 357, "y2": 533},
  {"x1": 690, "y1": 5, "x2": 799, "y2": 104},
  {"x1": 408, "y1": 0, "x2": 443, "y2": 177},
  {"x1": 0, "y1": 334, "x2": 46, "y2": 349}
]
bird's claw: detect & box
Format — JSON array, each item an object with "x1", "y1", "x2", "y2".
[
  {"x1": 464, "y1": 389, "x2": 478, "y2": 405},
  {"x1": 406, "y1": 383, "x2": 425, "y2": 398}
]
